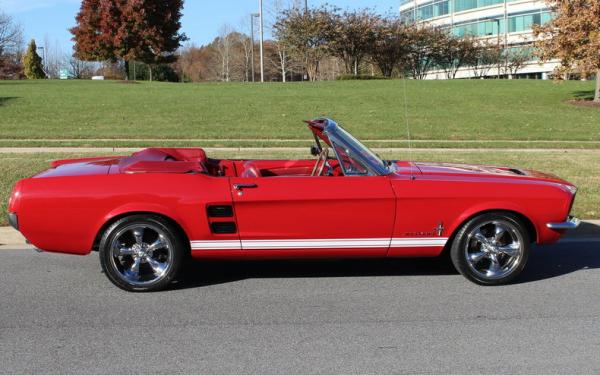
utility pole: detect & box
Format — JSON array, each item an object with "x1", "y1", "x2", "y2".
[
  {"x1": 259, "y1": 0, "x2": 264, "y2": 83},
  {"x1": 495, "y1": 18, "x2": 501, "y2": 79},
  {"x1": 37, "y1": 46, "x2": 46, "y2": 76},
  {"x1": 305, "y1": 0, "x2": 308, "y2": 12},
  {"x1": 251, "y1": 13, "x2": 260, "y2": 82}
]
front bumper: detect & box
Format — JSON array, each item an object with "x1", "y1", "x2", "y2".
[
  {"x1": 546, "y1": 216, "x2": 580, "y2": 230},
  {"x1": 8, "y1": 212, "x2": 18, "y2": 231}
]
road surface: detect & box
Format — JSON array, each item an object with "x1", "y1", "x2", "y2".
[{"x1": 1, "y1": 239, "x2": 600, "y2": 374}]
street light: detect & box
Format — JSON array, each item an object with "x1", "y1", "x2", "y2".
[
  {"x1": 37, "y1": 46, "x2": 46, "y2": 75},
  {"x1": 250, "y1": 13, "x2": 259, "y2": 82},
  {"x1": 259, "y1": 0, "x2": 264, "y2": 83},
  {"x1": 488, "y1": 19, "x2": 502, "y2": 79}
]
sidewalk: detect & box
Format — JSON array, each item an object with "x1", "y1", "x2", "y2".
[
  {"x1": 0, "y1": 227, "x2": 26, "y2": 246},
  {"x1": 2, "y1": 221, "x2": 599, "y2": 247},
  {"x1": 2, "y1": 147, "x2": 600, "y2": 154}
]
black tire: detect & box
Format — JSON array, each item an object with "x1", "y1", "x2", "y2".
[
  {"x1": 450, "y1": 212, "x2": 530, "y2": 286},
  {"x1": 99, "y1": 214, "x2": 186, "y2": 292}
]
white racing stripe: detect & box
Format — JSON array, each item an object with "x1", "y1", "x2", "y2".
[
  {"x1": 190, "y1": 237, "x2": 448, "y2": 250},
  {"x1": 190, "y1": 240, "x2": 242, "y2": 250},
  {"x1": 390, "y1": 238, "x2": 449, "y2": 247}
]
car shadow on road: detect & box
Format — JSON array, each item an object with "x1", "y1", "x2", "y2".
[
  {"x1": 518, "y1": 239, "x2": 600, "y2": 283},
  {"x1": 174, "y1": 257, "x2": 458, "y2": 289},
  {"x1": 172, "y1": 237, "x2": 600, "y2": 289}
]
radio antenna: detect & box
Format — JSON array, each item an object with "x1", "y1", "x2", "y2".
[{"x1": 402, "y1": 75, "x2": 415, "y2": 180}]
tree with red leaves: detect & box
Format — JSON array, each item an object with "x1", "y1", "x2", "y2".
[{"x1": 71, "y1": 0, "x2": 186, "y2": 80}]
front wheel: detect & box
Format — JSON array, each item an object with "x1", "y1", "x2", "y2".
[
  {"x1": 450, "y1": 212, "x2": 530, "y2": 285},
  {"x1": 99, "y1": 215, "x2": 186, "y2": 292}
]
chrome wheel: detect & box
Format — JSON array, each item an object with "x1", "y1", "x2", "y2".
[
  {"x1": 464, "y1": 220, "x2": 524, "y2": 280},
  {"x1": 109, "y1": 223, "x2": 173, "y2": 286}
]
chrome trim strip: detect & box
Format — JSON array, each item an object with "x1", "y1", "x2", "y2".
[
  {"x1": 546, "y1": 216, "x2": 580, "y2": 230},
  {"x1": 190, "y1": 237, "x2": 448, "y2": 251}
]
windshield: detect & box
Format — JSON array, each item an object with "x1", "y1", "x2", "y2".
[{"x1": 326, "y1": 124, "x2": 388, "y2": 175}]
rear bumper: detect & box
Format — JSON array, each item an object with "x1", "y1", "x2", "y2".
[
  {"x1": 8, "y1": 212, "x2": 18, "y2": 231},
  {"x1": 546, "y1": 216, "x2": 580, "y2": 230}
]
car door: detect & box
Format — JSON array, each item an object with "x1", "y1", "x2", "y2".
[{"x1": 230, "y1": 175, "x2": 396, "y2": 256}]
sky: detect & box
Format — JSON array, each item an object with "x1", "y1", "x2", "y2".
[{"x1": 1, "y1": 0, "x2": 400, "y2": 55}]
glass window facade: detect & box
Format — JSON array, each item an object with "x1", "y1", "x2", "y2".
[
  {"x1": 400, "y1": 0, "x2": 549, "y2": 23},
  {"x1": 416, "y1": 0, "x2": 450, "y2": 20},
  {"x1": 454, "y1": 0, "x2": 510, "y2": 13},
  {"x1": 450, "y1": 10, "x2": 552, "y2": 37}
]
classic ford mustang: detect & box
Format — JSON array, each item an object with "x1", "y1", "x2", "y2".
[{"x1": 8, "y1": 118, "x2": 579, "y2": 291}]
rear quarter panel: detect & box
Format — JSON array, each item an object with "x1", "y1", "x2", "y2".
[{"x1": 18, "y1": 173, "x2": 232, "y2": 254}]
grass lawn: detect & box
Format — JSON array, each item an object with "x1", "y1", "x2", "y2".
[
  {"x1": 1, "y1": 80, "x2": 599, "y2": 146},
  {"x1": 1, "y1": 149, "x2": 598, "y2": 226}
]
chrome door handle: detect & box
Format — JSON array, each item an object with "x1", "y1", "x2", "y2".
[{"x1": 233, "y1": 183, "x2": 258, "y2": 190}]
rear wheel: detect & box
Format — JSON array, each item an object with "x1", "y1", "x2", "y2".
[
  {"x1": 99, "y1": 215, "x2": 185, "y2": 292},
  {"x1": 450, "y1": 212, "x2": 530, "y2": 285}
]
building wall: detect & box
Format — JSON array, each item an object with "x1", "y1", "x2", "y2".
[{"x1": 400, "y1": 0, "x2": 558, "y2": 79}]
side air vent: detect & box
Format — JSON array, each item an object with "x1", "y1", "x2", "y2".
[
  {"x1": 507, "y1": 168, "x2": 525, "y2": 175},
  {"x1": 207, "y1": 205, "x2": 233, "y2": 218},
  {"x1": 210, "y1": 222, "x2": 237, "y2": 234}
]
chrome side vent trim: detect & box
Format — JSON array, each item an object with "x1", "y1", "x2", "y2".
[{"x1": 207, "y1": 205, "x2": 233, "y2": 218}]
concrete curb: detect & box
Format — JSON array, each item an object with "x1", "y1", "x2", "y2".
[
  {"x1": 0, "y1": 227, "x2": 26, "y2": 246},
  {"x1": 2, "y1": 221, "x2": 599, "y2": 247},
  {"x1": 2, "y1": 147, "x2": 600, "y2": 154}
]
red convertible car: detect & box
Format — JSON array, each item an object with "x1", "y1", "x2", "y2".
[{"x1": 8, "y1": 118, "x2": 579, "y2": 291}]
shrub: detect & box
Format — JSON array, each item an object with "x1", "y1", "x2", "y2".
[{"x1": 336, "y1": 74, "x2": 388, "y2": 80}]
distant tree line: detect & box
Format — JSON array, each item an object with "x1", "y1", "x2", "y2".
[
  {"x1": 175, "y1": 5, "x2": 534, "y2": 83},
  {"x1": 4, "y1": 0, "x2": 597, "y2": 86}
]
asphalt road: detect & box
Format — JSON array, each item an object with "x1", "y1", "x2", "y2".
[{"x1": 1, "y1": 239, "x2": 600, "y2": 374}]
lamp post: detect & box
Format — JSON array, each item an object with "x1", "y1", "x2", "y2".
[
  {"x1": 37, "y1": 46, "x2": 46, "y2": 75},
  {"x1": 251, "y1": 13, "x2": 259, "y2": 82},
  {"x1": 494, "y1": 18, "x2": 501, "y2": 79},
  {"x1": 259, "y1": 0, "x2": 264, "y2": 83}
]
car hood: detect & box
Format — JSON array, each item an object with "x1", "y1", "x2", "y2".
[{"x1": 393, "y1": 161, "x2": 573, "y2": 186}]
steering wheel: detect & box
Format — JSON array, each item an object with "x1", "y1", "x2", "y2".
[{"x1": 311, "y1": 147, "x2": 330, "y2": 176}]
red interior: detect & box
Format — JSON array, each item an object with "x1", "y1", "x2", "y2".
[{"x1": 117, "y1": 148, "x2": 343, "y2": 177}]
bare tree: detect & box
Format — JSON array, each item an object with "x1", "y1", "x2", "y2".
[
  {"x1": 266, "y1": 0, "x2": 294, "y2": 82},
  {"x1": 437, "y1": 34, "x2": 478, "y2": 79},
  {"x1": 468, "y1": 42, "x2": 502, "y2": 78},
  {"x1": 0, "y1": 12, "x2": 23, "y2": 56},
  {"x1": 215, "y1": 24, "x2": 235, "y2": 81},
  {"x1": 68, "y1": 55, "x2": 95, "y2": 79},
  {"x1": 42, "y1": 35, "x2": 66, "y2": 78},
  {"x1": 504, "y1": 47, "x2": 532, "y2": 78},
  {"x1": 0, "y1": 12, "x2": 24, "y2": 79}
]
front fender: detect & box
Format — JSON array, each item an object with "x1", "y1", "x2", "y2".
[{"x1": 448, "y1": 201, "x2": 539, "y2": 243}]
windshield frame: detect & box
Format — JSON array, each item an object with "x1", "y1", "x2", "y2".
[{"x1": 320, "y1": 119, "x2": 390, "y2": 176}]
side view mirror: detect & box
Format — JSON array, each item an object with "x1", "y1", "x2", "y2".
[{"x1": 310, "y1": 145, "x2": 320, "y2": 156}]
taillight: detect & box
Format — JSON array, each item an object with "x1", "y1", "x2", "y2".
[{"x1": 8, "y1": 180, "x2": 23, "y2": 212}]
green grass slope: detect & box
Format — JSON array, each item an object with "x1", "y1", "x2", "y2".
[{"x1": 0, "y1": 79, "x2": 598, "y2": 144}]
